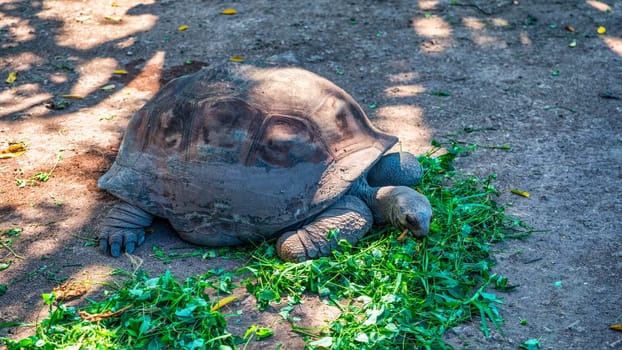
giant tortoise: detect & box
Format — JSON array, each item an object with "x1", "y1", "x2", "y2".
[{"x1": 98, "y1": 62, "x2": 432, "y2": 262}]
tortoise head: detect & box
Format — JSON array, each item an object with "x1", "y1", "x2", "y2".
[{"x1": 371, "y1": 185, "x2": 432, "y2": 238}]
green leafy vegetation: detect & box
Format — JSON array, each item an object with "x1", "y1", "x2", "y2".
[
  {"x1": 1, "y1": 270, "x2": 239, "y2": 349},
  {"x1": 521, "y1": 338, "x2": 542, "y2": 350},
  {"x1": 1, "y1": 227, "x2": 24, "y2": 264},
  {"x1": 1, "y1": 141, "x2": 532, "y2": 349},
  {"x1": 14, "y1": 149, "x2": 64, "y2": 188},
  {"x1": 244, "y1": 141, "x2": 531, "y2": 348}
]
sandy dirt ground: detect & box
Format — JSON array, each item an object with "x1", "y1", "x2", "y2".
[{"x1": 1, "y1": 0, "x2": 621, "y2": 348}]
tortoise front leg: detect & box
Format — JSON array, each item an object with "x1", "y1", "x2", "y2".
[
  {"x1": 100, "y1": 202, "x2": 154, "y2": 257},
  {"x1": 366, "y1": 151, "x2": 423, "y2": 187},
  {"x1": 276, "y1": 195, "x2": 373, "y2": 262}
]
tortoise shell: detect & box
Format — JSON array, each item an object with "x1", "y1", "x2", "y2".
[{"x1": 98, "y1": 62, "x2": 397, "y2": 245}]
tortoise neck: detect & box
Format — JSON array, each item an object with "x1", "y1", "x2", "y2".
[
  {"x1": 349, "y1": 178, "x2": 378, "y2": 211},
  {"x1": 349, "y1": 178, "x2": 399, "y2": 226}
]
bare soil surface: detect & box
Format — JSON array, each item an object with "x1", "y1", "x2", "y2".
[{"x1": 1, "y1": 0, "x2": 621, "y2": 348}]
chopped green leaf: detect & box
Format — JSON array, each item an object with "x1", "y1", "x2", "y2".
[
  {"x1": 327, "y1": 228, "x2": 339, "y2": 240},
  {"x1": 354, "y1": 332, "x2": 369, "y2": 343},
  {"x1": 309, "y1": 337, "x2": 332, "y2": 347},
  {"x1": 5, "y1": 228, "x2": 21, "y2": 237},
  {"x1": 521, "y1": 338, "x2": 542, "y2": 350},
  {"x1": 0, "y1": 261, "x2": 11, "y2": 271},
  {"x1": 255, "y1": 327, "x2": 274, "y2": 339}
]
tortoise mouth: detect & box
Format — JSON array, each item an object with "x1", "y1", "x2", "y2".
[
  {"x1": 402, "y1": 213, "x2": 430, "y2": 238},
  {"x1": 404, "y1": 214, "x2": 421, "y2": 232}
]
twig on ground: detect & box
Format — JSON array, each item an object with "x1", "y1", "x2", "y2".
[{"x1": 0, "y1": 241, "x2": 23, "y2": 259}]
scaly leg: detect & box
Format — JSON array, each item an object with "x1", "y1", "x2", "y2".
[
  {"x1": 99, "y1": 202, "x2": 154, "y2": 257},
  {"x1": 276, "y1": 195, "x2": 372, "y2": 262}
]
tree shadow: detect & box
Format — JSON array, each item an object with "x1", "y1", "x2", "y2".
[
  {"x1": 0, "y1": 1, "x2": 207, "y2": 339},
  {"x1": 0, "y1": 1, "x2": 210, "y2": 122}
]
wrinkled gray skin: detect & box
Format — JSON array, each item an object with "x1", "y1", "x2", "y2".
[
  {"x1": 276, "y1": 151, "x2": 431, "y2": 261},
  {"x1": 98, "y1": 62, "x2": 432, "y2": 262},
  {"x1": 100, "y1": 151, "x2": 431, "y2": 262},
  {"x1": 276, "y1": 152, "x2": 432, "y2": 261}
]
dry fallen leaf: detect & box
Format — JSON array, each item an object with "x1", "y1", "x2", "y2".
[
  {"x1": 229, "y1": 55, "x2": 244, "y2": 62},
  {"x1": 101, "y1": 84, "x2": 116, "y2": 90},
  {"x1": 564, "y1": 25, "x2": 575, "y2": 32},
  {"x1": 79, "y1": 304, "x2": 133, "y2": 322},
  {"x1": 211, "y1": 295, "x2": 238, "y2": 311},
  {"x1": 510, "y1": 189, "x2": 530, "y2": 198},
  {"x1": 396, "y1": 228, "x2": 409, "y2": 242},
  {"x1": 178, "y1": 24, "x2": 189, "y2": 31},
  {"x1": 104, "y1": 15, "x2": 122, "y2": 22},
  {"x1": 5, "y1": 71, "x2": 17, "y2": 84},
  {"x1": 75, "y1": 15, "x2": 92, "y2": 23},
  {"x1": 0, "y1": 144, "x2": 27, "y2": 159},
  {"x1": 610, "y1": 324, "x2": 622, "y2": 332},
  {"x1": 113, "y1": 69, "x2": 127, "y2": 75},
  {"x1": 61, "y1": 94, "x2": 84, "y2": 99},
  {"x1": 52, "y1": 281, "x2": 91, "y2": 301},
  {"x1": 221, "y1": 8, "x2": 237, "y2": 15},
  {"x1": 597, "y1": 26, "x2": 606, "y2": 35}
]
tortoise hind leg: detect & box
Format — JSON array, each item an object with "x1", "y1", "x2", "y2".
[
  {"x1": 100, "y1": 202, "x2": 154, "y2": 257},
  {"x1": 276, "y1": 195, "x2": 372, "y2": 262}
]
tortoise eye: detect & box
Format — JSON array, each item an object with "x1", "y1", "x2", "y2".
[{"x1": 254, "y1": 115, "x2": 329, "y2": 168}]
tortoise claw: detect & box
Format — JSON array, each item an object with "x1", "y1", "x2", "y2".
[
  {"x1": 99, "y1": 203, "x2": 153, "y2": 257},
  {"x1": 99, "y1": 238, "x2": 109, "y2": 255},
  {"x1": 100, "y1": 227, "x2": 145, "y2": 256},
  {"x1": 125, "y1": 241, "x2": 136, "y2": 255},
  {"x1": 110, "y1": 241, "x2": 122, "y2": 257},
  {"x1": 100, "y1": 229, "x2": 124, "y2": 257}
]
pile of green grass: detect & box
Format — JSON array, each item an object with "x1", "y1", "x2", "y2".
[
  {"x1": 2, "y1": 270, "x2": 237, "y2": 349},
  {"x1": 1, "y1": 141, "x2": 531, "y2": 349},
  {"x1": 244, "y1": 141, "x2": 530, "y2": 349}
]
